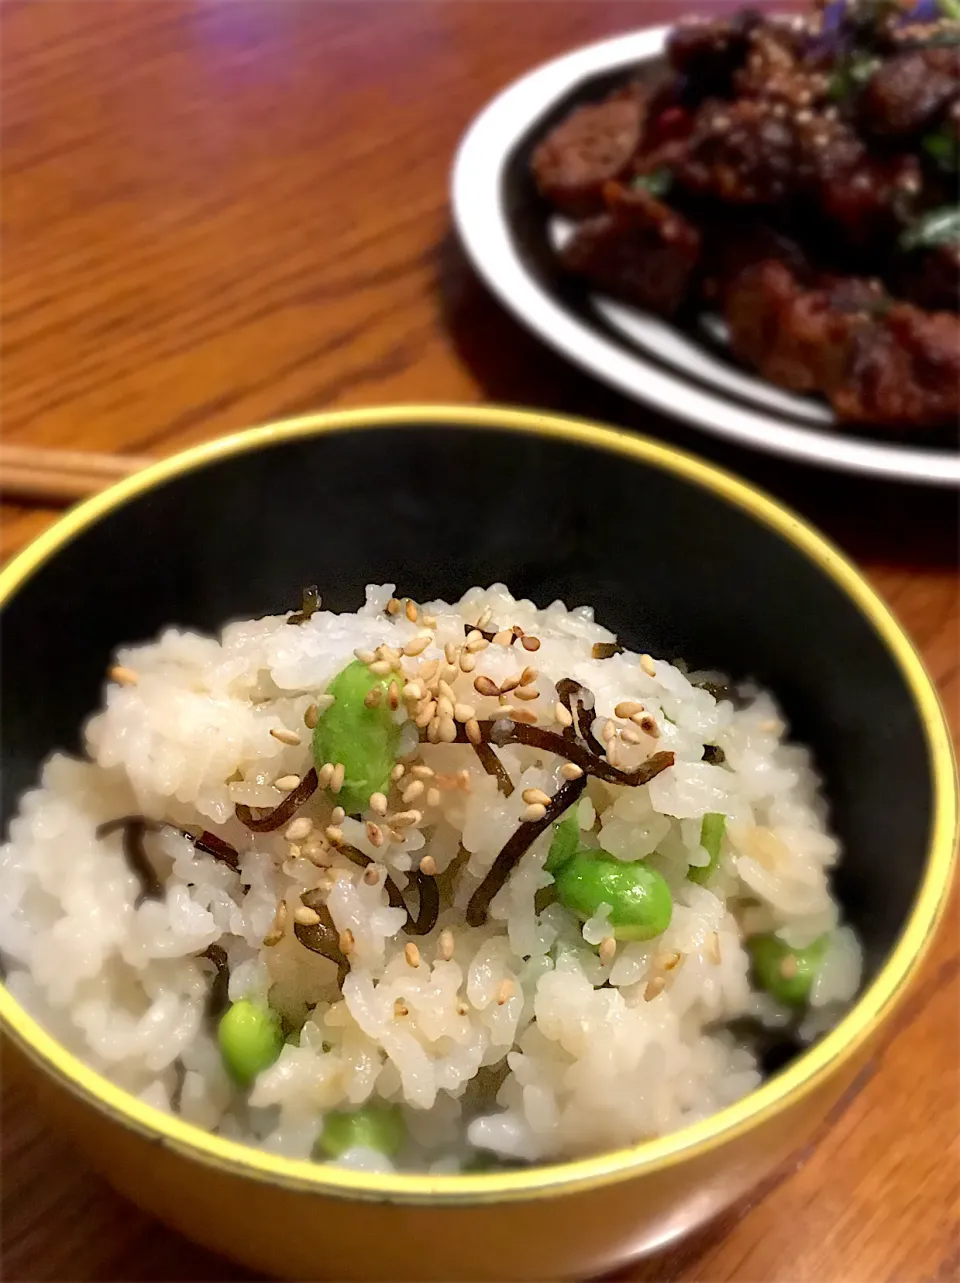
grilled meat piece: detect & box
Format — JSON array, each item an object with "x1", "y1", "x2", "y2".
[{"x1": 531, "y1": 88, "x2": 646, "y2": 218}]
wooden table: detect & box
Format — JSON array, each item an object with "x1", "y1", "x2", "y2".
[{"x1": 2, "y1": 2, "x2": 957, "y2": 1279}]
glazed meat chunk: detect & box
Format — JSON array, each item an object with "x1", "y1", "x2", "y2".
[{"x1": 531, "y1": 90, "x2": 646, "y2": 218}]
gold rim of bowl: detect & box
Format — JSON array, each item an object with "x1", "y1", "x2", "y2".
[{"x1": 0, "y1": 404, "x2": 956, "y2": 1205}]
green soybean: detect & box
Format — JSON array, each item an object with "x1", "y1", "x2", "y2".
[
  {"x1": 316, "y1": 1103, "x2": 406, "y2": 1159},
  {"x1": 218, "y1": 1000, "x2": 283, "y2": 1087},
  {"x1": 748, "y1": 933, "x2": 829, "y2": 1007},
  {"x1": 553, "y1": 850, "x2": 672, "y2": 941},
  {"x1": 900, "y1": 205, "x2": 960, "y2": 253},
  {"x1": 545, "y1": 812, "x2": 582, "y2": 874},
  {"x1": 312, "y1": 659, "x2": 402, "y2": 815},
  {"x1": 688, "y1": 812, "x2": 726, "y2": 885},
  {"x1": 631, "y1": 167, "x2": 673, "y2": 198}
]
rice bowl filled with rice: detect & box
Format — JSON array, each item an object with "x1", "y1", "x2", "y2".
[{"x1": 0, "y1": 583, "x2": 863, "y2": 1172}]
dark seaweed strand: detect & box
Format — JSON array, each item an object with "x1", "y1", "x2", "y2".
[
  {"x1": 591, "y1": 642, "x2": 624, "y2": 659},
  {"x1": 95, "y1": 817, "x2": 164, "y2": 906},
  {"x1": 235, "y1": 767, "x2": 319, "y2": 833},
  {"x1": 554, "y1": 678, "x2": 582, "y2": 744},
  {"x1": 702, "y1": 744, "x2": 726, "y2": 766},
  {"x1": 404, "y1": 871, "x2": 441, "y2": 936},
  {"x1": 466, "y1": 774, "x2": 588, "y2": 928},
  {"x1": 170, "y1": 1059, "x2": 187, "y2": 1112},
  {"x1": 472, "y1": 739, "x2": 515, "y2": 797},
  {"x1": 287, "y1": 585, "x2": 321, "y2": 626},
  {"x1": 201, "y1": 943, "x2": 231, "y2": 1018},
  {"x1": 334, "y1": 839, "x2": 439, "y2": 935},
  {"x1": 192, "y1": 830, "x2": 240, "y2": 869},
  {"x1": 294, "y1": 892, "x2": 349, "y2": 987}
]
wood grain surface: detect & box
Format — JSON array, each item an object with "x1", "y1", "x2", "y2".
[{"x1": 2, "y1": 2, "x2": 957, "y2": 1280}]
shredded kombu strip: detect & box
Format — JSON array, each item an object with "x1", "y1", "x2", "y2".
[
  {"x1": 236, "y1": 767, "x2": 319, "y2": 833},
  {"x1": 466, "y1": 773, "x2": 588, "y2": 927},
  {"x1": 334, "y1": 839, "x2": 439, "y2": 935},
  {"x1": 287, "y1": 585, "x2": 321, "y2": 626},
  {"x1": 472, "y1": 739, "x2": 515, "y2": 797},
  {"x1": 202, "y1": 943, "x2": 231, "y2": 1018},
  {"x1": 294, "y1": 891, "x2": 349, "y2": 988},
  {"x1": 702, "y1": 744, "x2": 726, "y2": 766},
  {"x1": 96, "y1": 817, "x2": 241, "y2": 906},
  {"x1": 591, "y1": 642, "x2": 624, "y2": 659}
]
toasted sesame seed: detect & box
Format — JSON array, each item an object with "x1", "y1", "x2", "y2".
[
  {"x1": 560, "y1": 762, "x2": 583, "y2": 781},
  {"x1": 514, "y1": 685, "x2": 539, "y2": 701},
  {"x1": 437, "y1": 929, "x2": 455, "y2": 961},
  {"x1": 287, "y1": 842, "x2": 302, "y2": 859},
  {"x1": 426, "y1": 787, "x2": 441, "y2": 808},
  {"x1": 427, "y1": 716, "x2": 440, "y2": 744},
  {"x1": 263, "y1": 900, "x2": 288, "y2": 946},
  {"x1": 405, "y1": 599, "x2": 419, "y2": 623},
  {"x1": 644, "y1": 976, "x2": 665, "y2": 1002},
  {"x1": 386, "y1": 598, "x2": 402, "y2": 616},
  {"x1": 599, "y1": 937, "x2": 617, "y2": 966},
  {"x1": 464, "y1": 717, "x2": 482, "y2": 745},
  {"x1": 422, "y1": 614, "x2": 437, "y2": 628},
  {"x1": 366, "y1": 821, "x2": 385, "y2": 848},
  {"x1": 403, "y1": 635, "x2": 431, "y2": 658},
  {"x1": 436, "y1": 696, "x2": 454, "y2": 721},
  {"x1": 317, "y1": 762, "x2": 334, "y2": 789},
  {"x1": 465, "y1": 635, "x2": 489, "y2": 653},
  {"x1": 496, "y1": 978, "x2": 515, "y2": 1005},
  {"x1": 615, "y1": 700, "x2": 644, "y2": 718},
  {"x1": 420, "y1": 658, "x2": 440, "y2": 682},
  {"x1": 330, "y1": 763, "x2": 346, "y2": 794},
  {"x1": 521, "y1": 802, "x2": 547, "y2": 822},
  {"x1": 499, "y1": 674, "x2": 520, "y2": 694},
  {"x1": 492, "y1": 629, "x2": 513, "y2": 646},
  {"x1": 274, "y1": 773, "x2": 301, "y2": 792},
  {"x1": 394, "y1": 1000, "x2": 409, "y2": 1017},
  {"x1": 389, "y1": 809, "x2": 422, "y2": 828},
  {"x1": 465, "y1": 630, "x2": 483, "y2": 645},
  {"x1": 655, "y1": 950, "x2": 683, "y2": 972},
  {"x1": 555, "y1": 702, "x2": 573, "y2": 728},
  {"x1": 363, "y1": 863, "x2": 382, "y2": 884},
  {"x1": 452, "y1": 702, "x2": 474, "y2": 724},
  {"x1": 444, "y1": 641, "x2": 458, "y2": 665},
  {"x1": 439, "y1": 662, "x2": 459, "y2": 685},
  {"x1": 419, "y1": 855, "x2": 437, "y2": 876},
  {"x1": 510, "y1": 708, "x2": 538, "y2": 724},
  {"x1": 377, "y1": 643, "x2": 400, "y2": 663},
  {"x1": 403, "y1": 682, "x2": 424, "y2": 705},
  {"x1": 330, "y1": 806, "x2": 345, "y2": 826},
  {"x1": 385, "y1": 681, "x2": 399, "y2": 710},
  {"x1": 368, "y1": 791, "x2": 388, "y2": 816},
  {"x1": 294, "y1": 904, "x2": 321, "y2": 926},
  {"x1": 303, "y1": 703, "x2": 320, "y2": 729},
  {"x1": 402, "y1": 780, "x2": 425, "y2": 804},
  {"x1": 340, "y1": 928, "x2": 355, "y2": 955},
  {"x1": 520, "y1": 635, "x2": 541, "y2": 652},
  {"x1": 459, "y1": 651, "x2": 477, "y2": 672},
  {"x1": 270, "y1": 727, "x2": 302, "y2": 747},
  {"x1": 621, "y1": 728, "x2": 641, "y2": 744},
  {"x1": 438, "y1": 715, "x2": 457, "y2": 743},
  {"x1": 640, "y1": 654, "x2": 656, "y2": 677},
  {"x1": 388, "y1": 827, "x2": 405, "y2": 844},
  {"x1": 477, "y1": 606, "x2": 493, "y2": 629},
  {"x1": 707, "y1": 931, "x2": 722, "y2": 965},
  {"x1": 601, "y1": 720, "x2": 616, "y2": 743},
  {"x1": 780, "y1": 954, "x2": 799, "y2": 980},
  {"x1": 404, "y1": 942, "x2": 420, "y2": 967},
  {"x1": 354, "y1": 648, "x2": 377, "y2": 664},
  {"x1": 639, "y1": 716, "x2": 660, "y2": 739},
  {"x1": 285, "y1": 817, "x2": 314, "y2": 842},
  {"x1": 438, "y1": 678, "x2": 456, "y2": 701},
  {"x1": 474, "y1": 675, "x2": 500, "y2": 698},
  {"x1": 369, "y1": 660, "x2": 391, "y2": 676},
  {"x1": 456, "y1": 1001, "x2": 470, "y2": 1016},
  {"x1": 519, "y1": 666, "x2": 538, "y2": 687},
  {"x1": 410, "y1": 764, "x2": 434, "y2": 780},
  {"x1": 522, "y1": 787, "x2": 552, "y2": 807},
  {"x1": 606, "y1": 739, "x2": 620, "y2": 769},
  {"x1": 391, "y1": 763, "x2": 406, "y2": 781},
  {"x1": 108, "y1": 665, "x2": 140, "y2": 687},
  {"x1": 415, "y1": 700, "x2": 437, "y2": 728},
  {"x1": 364, "y1": 686, "x2": 383, "y2": 709},
  {"x1": 302, "y1": 841, "x2": 333, "y2": 867},
  {"x1": 325, "y1": 825, "x2": 343, "y2": 845}
]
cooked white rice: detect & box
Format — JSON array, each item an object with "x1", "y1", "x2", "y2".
[{"x1": 0, "y1": 584, "x2": 862, "y2": 1170}]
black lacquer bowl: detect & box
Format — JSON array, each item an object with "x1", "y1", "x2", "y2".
[{"x1": 0, "y1": 406, "x2": 954, "y2": 1282}]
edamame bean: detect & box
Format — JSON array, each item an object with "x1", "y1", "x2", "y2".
[
  {"x1": 748, "y1": 933, "x2": 829, "y2": 1007},
  {"x1": 544, "y1": 812, "x2": 581, "y2": 874},
  {"x1": 218, "y1": 1000, "x2": 283, "y2": 1087},
  {"x1": 688, "y1": 812, "x2": 725, "y2": 885},
  {"x1": 315, "y1": 1103, "x2": 406, "y2": 1159},
  {"x1": 312, "y1": 659, "x2": 402, "y2": 815},
  {"x1": 553, "y1": 850, "x2": 672, "y2": 941}
]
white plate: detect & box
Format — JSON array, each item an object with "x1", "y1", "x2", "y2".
[{"x1": 451, "y1": 26, "x2": 960, "y2": 486}]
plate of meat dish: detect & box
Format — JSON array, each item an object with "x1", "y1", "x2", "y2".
[{"x1": 452, "y1": 0, "x2": 960, "y2": 485}]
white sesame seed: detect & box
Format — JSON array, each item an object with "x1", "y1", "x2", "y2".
[
  {"x1": 437, "y1": 929, "x2": 455, "y2": 961},
  {"x1": 521, "y1": 787, "x2": 551, "y2": 807},
  {"x1": 601, "y1": 720, "x2": 616, "y2": 743},
  {"x1": 294, "y1": 904, "x2": 321, "y2": 926},
  {"x1": 274, "y1": 774, "x2": 301, "y2": 791},
  {"x1": 422, "y1": 614, "x2": 437, "y2": 628},
  {"x1": 419, "y1": 855, "x2": 437, "y2": 876},
  {"x1": 640, "y1": 654, "x2": 656, "y2": 677},
  {"x1": 615, "y1": 700, "x2": 644, "y2": 718},
  {"x1": 606, "y1": 739, "x2": 620, "y2": 769},
  {"x1": 263, "y1": 900, "x2": 288, "y2": 947},
  {"x1": 386, "y1": 598, "x2": 402, "y2": 616},
  {"x1": 426, "y1": 787, "x2": 441, "y2": 809},
  {"x1": 325, "y1": 825, "x2": 343, "y2": 845},
  {"x1": 270, "y1": 727, "x2": 302, "y2": 747},
  {"x1": 464, "y1": 717, "x2": 482, "y2": 745},
  {"x1": 514, "y1": 685, "x2": 539, "y2": 701},
  {"x1": 410, "y1": 764, "x2": 435, "y2": 779},
  {"x1": 707, "y1": 931, "x2": 722, "y2": 965},
  {"x1": 444, "y1": 641, "x2": 458, "y2": 665},
  {"x1": 330, "y1": 806, "x2": 345, "y2": 826},
  {"x1": 285, "y1": 817, "x2": 314, "y2": 842},
  {"x1": 330, "y1": 763, "x2": 345, "y2": 794},
  {"x1": 369, "y1": 791, "x2": 388, "y2": 816},
  {"x1": 340, "y1": 928, "x2": 355, "y2": 955},
  {"x1": 427, "y1": 716, "x2": 440, "y2": 744},
  {"x1": 369, "y1": 660, "x2": 391, "y2": 676},
  {"x1": 509, "y1": 707, "x2": 538, "y2": 725},
  {"x1": 303, "y1": 703, "x2": 319, "y2": 729},
  {"x1": 465, "y1": 636, "x2": 489, "y2": 653},
  {"x1": 519, "y1": 666, "x2": 538, "y2": 687},
  {"x1": 420, "y1": 658, "x2": 440, "y2": 682},
  {"x1": 454, "y1": 702, "x2": 476, "y2": 723},
  {"x1": 599, "y1": 937, "x2": 617, "y2": 966},
  {"x1": 354, "y1": 648, "x2": 377, "y2": 664},
  {"x1": 391, "y1": 763, "x2": 406, "y2": 781},
  {"x1": 436, "y1": 695, "x2": 454, "y2": 720},
  {"x1": 402, "y1": 780, "x2": 425, "y2": 804},
  {"x1": 415, "y1": 700, "x2": 437, "y2": 728},
  {"x1": 499, "y1": 674, "x2": 520, "y2": 694},
  {"x1": 560, "y1": 762, "x2": 583, "y2": 781},
  {"x1": 317, "y1": 762, "x2": 334, "y2": 789},
  {"x1": 521, "y1": 802, "x2": 547, "y2": 822},
  {"x1": 459, "y1": 651, "x2": 477, "y2": 672},
  {"x1": 438, "y1": 716, "x2": 457, "y2": 744},
  {"x1": 364, "y1": 687, "x2": 383, "y2": 708},
  {"x1": 366, "y1": 821, "x2": 384, "y2": 848},
  {"x1": 108, "y1": 665, "x2": 139, "y2": 687},
  {"x1": 644, "y1": 976, "x2": 665, "y2": 1002},
  {"x1": 302, "y1": 841, "x2": 333, "y2": 867},
  {"x1": 404, "y1": 942, "x2": 420, "y2": 967},
  {"x1": 389, "y1": 809, "x2": 423, "y2": 828},
  {"x1": 363, "y1": 863, "x2": 382, "y2": 884},
  {"x1": 621, "y1": 728, "x2": 641, "y2": 744},
  {"x1": 439, "y1": 661, "x2": 459, "y2": 685},
  {"x1": 477, "y1": 607, "x2": 492, "y2": 629},
  {"x1": 405, "y1": 599, "x2": 419, "y2": 623},
  {"x1": 403, "y1": 636, "x2": 431, "y2": 658},
  {"x1": 555, "y1": 702, "x2": 573, "y2": 728}
]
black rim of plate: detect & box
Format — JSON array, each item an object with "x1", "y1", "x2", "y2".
[{"x1": 451, "y1": 26, "x2": 960, "y2": 486}]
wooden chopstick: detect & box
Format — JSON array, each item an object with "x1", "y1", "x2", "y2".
[{"x1": 0, "y1": 445, "x2": 154, "y2": 504}]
